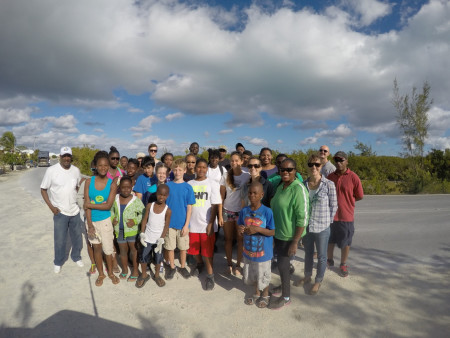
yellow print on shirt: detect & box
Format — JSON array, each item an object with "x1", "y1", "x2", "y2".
[{"x1": 193, "y1": 185, "x2": 208, "y2": 207}]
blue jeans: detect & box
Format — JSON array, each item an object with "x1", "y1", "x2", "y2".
[
  {"x1": 53, "y1": 212, "x2": 83, "y2": 266},
  {"x1": 303, "y1": 227, "x2": 331, "y2": 283}
]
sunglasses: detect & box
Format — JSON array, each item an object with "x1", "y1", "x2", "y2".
[
  {"x1": 319, "y1": 149, "x2": 328, "y2": 153},
  {"x1": 247, "y1": 164, "x2": 261, "y2": 169},
  {"x1": 308, "y1": 163, "x2": 321, "y2": 168},
  {"x1": 280, "y1": 167, "x2": 295, "y2": 173},
  {"x1": 110, "y1": 157, "x2": 120, "y2": 160},
  {"x1": 90, "y1": 168, "x2": 97, "y2": 172},
  {"x1": 149, "y1": 149, "x2": 158, "y2": 153},
  {"x1": 334, "y1": 157, "x2": 345, "y2": 163}
]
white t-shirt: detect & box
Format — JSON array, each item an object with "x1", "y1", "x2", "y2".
[
  {"x1": 145, "y1": 203, "x2": 168, "y2": 244},
  {"x1": 188, "y1": 178, "x2": 221, "y2": 233},
  {"x1": 220, "y1": 170, "x2": 250, "y2": 212},
  {"x1": 40, "y1": 163, "x2": 81, "y2": 216},
  {"x1": 207, "y1": 165, "x2": 223, "y2": 185}
]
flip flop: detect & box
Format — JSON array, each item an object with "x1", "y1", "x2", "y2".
[
  {"x1": 95, "y1": 275, "x2": 106, "y2": 287},
  {"x1": 135, "y1": 275, "x2": 151, "y2": 288},
  {"x1": 309, "y1": 283, "x2": 321, "y2": 295},
  {"x1": 127, "y1": 275, "x2": 138, "y2": 282},
  {"x1": 89, "y1": 264, "x2": 97, "y2": 275},
  {"x1": 119, "y1": 273, "x2": 128, "y2": 280},
  {"x1": 256, "y1": 296, "x2": 270, "y2": 308},
  {"x1": 109, "y1": 274, "x2": 120, "y2": 285}
]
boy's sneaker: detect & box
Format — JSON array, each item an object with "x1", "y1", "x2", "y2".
[
  {"x1": 166, "y1": 266, "x2": 176, "y2": 280},
  {"x1": 178, "y1": 267, "x2": 191, "y2": 279},
  {"x1": 339, "y1": 263, "x2": 349, "y2": 277},
  {"x1": 269, "y1": 297, "x2": 291, "y2": 310},
  {"x1": 327, "y1": 259, "x2": 334, "y2": 268},
  {"x1": 54, "y1": 265, "x2": 61, "y2": 274},
  {"x1": 205, "y1": 275, "x2": 215, "y2": 291}
]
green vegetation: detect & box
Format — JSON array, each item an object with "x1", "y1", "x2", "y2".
[{"x1": 71, "y1": 145, "x2": 100, "y2": 176}]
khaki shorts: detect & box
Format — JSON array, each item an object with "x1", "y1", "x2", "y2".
[
  {"x1": 243, "y1": 258, "x2": 271, "y2": 290},
  {"x1": 164, "y1": 228, "x2": 189, "y2": 251},
  {"x1": 86, "y1": 218, "x2": 115, "y2": 255}
]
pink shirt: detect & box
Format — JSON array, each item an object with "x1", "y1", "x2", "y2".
[{"x1": 107, "y1": 168, "x2": 125, "y2": 180}]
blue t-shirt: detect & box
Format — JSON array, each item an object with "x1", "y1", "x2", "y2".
[
  {"x1": 166, "y1": 181, "x2": 196, "y2": 230},
  {"x1": 134, "y1": 174, "x2": 157, "y2": 196},
  {"x1": 238, "y1": 205, "x2": 275, "y2": 262}
]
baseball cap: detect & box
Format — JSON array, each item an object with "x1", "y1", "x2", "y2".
[
  {"x1": 136, "y1": 152, "x2": 146, "y2": 158},
  {"x1": 60, "y1": 146, "x2": 72, "y2": 156},
  {"x1": 218, "y1": 145, "x2": 227, "y2": 151},
  {"x1": 334, "y1": 151, "x2": 348, "y2": 160}
]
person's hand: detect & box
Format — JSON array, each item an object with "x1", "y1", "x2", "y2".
[
  {"x1": 218, "y1": 216, "x2": 224, "y2": 227},
  {"x1": 288, "y1": 241, "x2": 298, "y2": 257},
  {"x1": 112, "y1": 218, "x2": 118, "y2": 226},
  {"x1": 84, "y1": 201, "x2": 93, "y2": 209},
  {"x1": 87, "y1": 226, "x2": 96, "y2": 240},
  {"x1": 181, "y1": 225, "x2": 189, "y2": 237},
  {"x1": 244, "y1": 225, "x2": 257, "y2": 235},
  {"x1": 155, "y1": 238, "x2": 165, "y2": 253},
  {"x1": 206, "y1": 223, "x2": 213, "y2": 236},
  {"x1": 51, "y1": 206, "x2": 61, "y2": 215},
  {"x1": 126, "y1": 219, "x2": 135, "y2": 228},
  {"x1": 139, "y1": 233, "x2": 147, "y2": 247},
  {"x1": 238, "y1": 225, "x2": 245, "y2": 235}
]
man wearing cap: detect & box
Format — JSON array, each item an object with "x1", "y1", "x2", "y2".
[
  {"x1": 319, "y1": 145, "x2": 336, "y2": 177},
  {"x1": 41, "y1": 146, "x2": 83, "y2": 273},
  {"x1": 218, "y1": 146, "x2": 231, "y2": 170},
  {"x1": 326, "y1": 151, "x2": 363, "y2": 277}
]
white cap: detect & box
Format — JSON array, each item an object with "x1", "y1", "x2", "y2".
[{"x1": 60, "y1": 146, "x2": 72, "y2": 156}]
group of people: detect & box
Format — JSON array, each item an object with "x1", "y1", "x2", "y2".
[{"x1": 40, "y1": 141, "x2": 363, "y2": 310}]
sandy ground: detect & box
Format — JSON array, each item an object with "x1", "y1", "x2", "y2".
[{"x1": 0, "y1": 169, "x2": 449, "y2": 337}]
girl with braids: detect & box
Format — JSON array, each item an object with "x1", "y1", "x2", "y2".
[
  {"x1": 219, "y1": 151, "x2": 250, "y2": 275},
  {"x1": 84, "y1": 151, "x2": 120, "y2": 287}
]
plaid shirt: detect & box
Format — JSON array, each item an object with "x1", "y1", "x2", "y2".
[{"x1": 304, "y1": 176, "x2": 338, "y2": 233}]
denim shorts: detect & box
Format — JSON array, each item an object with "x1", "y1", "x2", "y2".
[{"x1": 116, "y1": 228, "x2": 136, "y2": 244}]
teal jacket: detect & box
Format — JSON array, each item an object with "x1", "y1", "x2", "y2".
[{"x1": 110, "y1": 195, "x2": 145, "y2": 238}]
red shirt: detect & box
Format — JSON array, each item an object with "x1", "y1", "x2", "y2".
[{"x1": 327, "y1": 169, "x2": 363, "y2": 222}]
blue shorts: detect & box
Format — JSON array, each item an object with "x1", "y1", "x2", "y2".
[
  {"x1": 116, "y1": 229, "x2": 137, "y2": 244},
  {"x1": 140, "y1": 243, "x2": 163, "y2": 265},
  {"x1": 329, "y1": 221, "x2": 354, "y2": 248}
]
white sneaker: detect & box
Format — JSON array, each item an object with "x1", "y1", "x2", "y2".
[
  {"x1": 75, "y1": 260, "x2": 84, "y2": 268},
  {"x1": 54, "y1": 265, "x2": 61, "y2": 273}
]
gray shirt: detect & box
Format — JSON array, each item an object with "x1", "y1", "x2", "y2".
[{"x1": 321, "y1": 161, "x2": 336, "y2": 178}]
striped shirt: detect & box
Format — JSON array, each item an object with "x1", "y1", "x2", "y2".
[{"x1": 304, "y1": 176, "x2": 338, "y2": 233}]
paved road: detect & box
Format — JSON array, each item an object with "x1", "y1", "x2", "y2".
[{"x1": 20, "y1": 167, "x2": 450, "y2": 270}]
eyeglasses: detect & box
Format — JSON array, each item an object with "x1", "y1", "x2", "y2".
[
  {"x1": 247, "y1": 164, "x2": 261, "y2": 169},
  {"x1": 308, "y1": 163, "x2": 321, "y2": 168},
  {"x1": 110, "y1": 157, "x2": 120, "y2": 160},
  {"x1": 319, "y1": 149, "x2": 328, "y2": 153},
  {"x1": 334, "y1": 157, "x2": 345, "y2": 163},
  {"x1": 149, "y1": 149, "x2": 157, "y2": 153},
  {"x1": 280, "y1": 167, "x2": 295, "y2": 173}
]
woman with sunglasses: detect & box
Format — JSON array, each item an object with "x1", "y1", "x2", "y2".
[
  {"x1": 240, "y1": 157, "x2": 274, "y2": 208},
  {"x1": 294, "y1": 153, "x2": 337, "y2": 295},
  {"x1": 107, "y1": 146, "x2": 125, "y2": 181},
  {"x1": 269, "y1": 158, "x2": 309, "y2": 310}
]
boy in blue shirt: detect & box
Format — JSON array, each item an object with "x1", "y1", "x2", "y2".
[
  {"x1": 134, "y1": 157, "x2": 156, "y2": 202},
  {"x1": 238, "y1": 182, "x2": 275, "y2": 308},
  {"x1": 165, "y1": 159, "x2": 196, "y2": 279}
]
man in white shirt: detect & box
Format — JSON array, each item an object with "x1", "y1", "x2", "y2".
[
  {"x1": 41, "y1": 146, "x2": 84, "y2": 273},
  {"x1": 319, "y1": 145, "x2": 336, "y2": 178}
]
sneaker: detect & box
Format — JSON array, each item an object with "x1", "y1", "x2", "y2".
[
  {"x1": 327, "y1": 259, "x2": 334, "y2": 268},
  {"x1": 269, "y1": 296, "x2": 291, "y2": 310},
  {"x1": 289, "y1": 264, "x2": 295, "y2": 275},
  {"x1": 178, "y1": 267, "x2": 191, "y2": 279},
  {"x1": 54, "y1": 265, "x2": 61, "y2": 274},
  {"x1": 339, "y1": 263, "x2": 349, "y2": 277},
  {"x1": 205, "y1": 275, "x2": 215, "y2": 291},
  {"x1": 166, "y1": 266, "x2": 176, "y2": 280},
  {"x1": 271, "y1": 285, "x2": 282, "y2": 297},
  {"x1": 75, "y1": 260, "x2": 84, "y2": 268}
]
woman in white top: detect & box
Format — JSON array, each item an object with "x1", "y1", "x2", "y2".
[{"x1": 219, "y1": 151, "x2": 250, "y2": 275}]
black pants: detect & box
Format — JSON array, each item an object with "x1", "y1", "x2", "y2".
[{"x1": 274, "y1": 238, "x2": 293, "y2": 298}]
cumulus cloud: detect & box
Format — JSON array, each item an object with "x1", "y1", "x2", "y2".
[
  {"x1": 276, "y1": 122, "x2": 291, "y2": 128},
  {"x1": 300, "y1": 124, "x2": 353, "y2": 146},
  {"x1": 128, "y1": 107, "x2": 144, "y2": 113},
  {"x1": 242, "y1": 136, "x2": 268, "y2": 147},
  {"x1": 130, "y1": 115, "x2": 161, "y2": 132},
  {"x1": 218, "y1": 129, "x2": 233, "y2": 135},
  {"x1": 165, "y1": 112, "x2": 184, "y2": 121},
  {"x1": 0, "y1": 107, "x2": 34, "y2": 126},
  {"x1": 341, "y1": 0, "x2": 392, "y2": 26}
]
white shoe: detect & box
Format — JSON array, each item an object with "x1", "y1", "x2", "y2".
[
  {"x1": 75, "y1": 260, "x2": 84, "y2": 267},
  {"x1": 54, "y1": 265, "x2": 61, "y2": 273}
]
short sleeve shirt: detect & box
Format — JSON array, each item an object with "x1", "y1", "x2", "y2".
[
  {"x1": 188, "y1": 178, "x2": 221, "y2": 233},
  {"x1": 220, "y1": 170, "x2": 250, "y2": 212},
  {"x1": 166, "y1": 181, "x2": 196, "y2": 230}
]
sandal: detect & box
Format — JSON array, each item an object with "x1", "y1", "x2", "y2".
[
  {"x1": 294, "y1": 277, "x2": 312, "y2": 287},
  {"x1": 109, "y1": 274, "x2": 120, "y2": 285},
  {"x1": 89, "y1": 264, "x2": 97, "y2": 274},
  {"x1": 309, "y1": 283, "x2": 321, "y2": 295},
  {"x1": 135, "y1": 274, "x2": 151, "y2": 288},
  {"x1": 245, "y1": 294, "x2": 258, "y2": 305},
  {"x1": 127, "y1": 275, "x2": 138, "y2": 282},
  {"x1": 95, "y1": 275, "x2": 106, "y2": 287},
  {"x1": 153, "y1": 275, "x2": 166, "y2": 287},
  {"x1": 256, "y1": 296, "x2": 270, "y2": 308},
  {"x1": 113, "y1": 266, "x2": 120, "y2": 274},
  {"x1": 119, "y1": 273, "x2": 128, "y2": 280},
  {"x1": 224, "y1": 264, "x2": 233, "y2": 275},
  {"x1": 233, "y1": 265, "x2": 243, "y2": 276}
]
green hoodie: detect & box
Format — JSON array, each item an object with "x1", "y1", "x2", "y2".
[{"x1": 110, "y1": 195, "x2": 145, "y2": 239}]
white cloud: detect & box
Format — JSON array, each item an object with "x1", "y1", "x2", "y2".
[
  {"x1": 341, "y1": 0, "x2": 392, "y2": 26},
  {"x1": 128, "y1": 107, "x2": 143, "y2": 113},
  {"x1": 300, "y1": 136, "x2": 318, "y2": 146},
  {"x1": 218, "y1": 129, "x2": 233, "y2": 135},
  {"x1": 130, "y1": 115, "x2": 161, "y2": 132},
  {"x1": 242, "y1": 136, "x2": 268, "y2": 147},
  {"x1": 300, "y1": 124, "x2": 353, "y2": 146},
  {"x1": 276, "y1": 122, "x2": 291, "y2": 128},
  {"x1": 165, "y1": 112, "x2": 184, "y2": 121},
  {"x1": 0, "y1": 107, "x2": 35, "y2": 126},
  {"x1": 93, "y1": 128, "x2": 104, "y2": 133}
]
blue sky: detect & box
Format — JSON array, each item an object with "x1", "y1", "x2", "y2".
[{"x1": 1, "y1": 0, "x2": 449, "y2": 157}]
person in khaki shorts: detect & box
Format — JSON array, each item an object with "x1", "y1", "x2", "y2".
[{"x1": 164, "y1": 159, "x2": 196, "y2": 280}]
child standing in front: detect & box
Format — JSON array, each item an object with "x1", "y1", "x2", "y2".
[
  {"x1": 165, "y1": 159, "x2": 196, "y2": 280},
  {"x1": 238, "y1": 182, "x2": 275, "y2": 308},
  {"x1": 187, "y1": 158, "x2": 221, "y2": 290},
  {"x1": 110, "y1": 176, "x2": 145, "y2": 282},
  {"x1": 137, "y1": 184, "x2": 171, "y2": 288}
]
